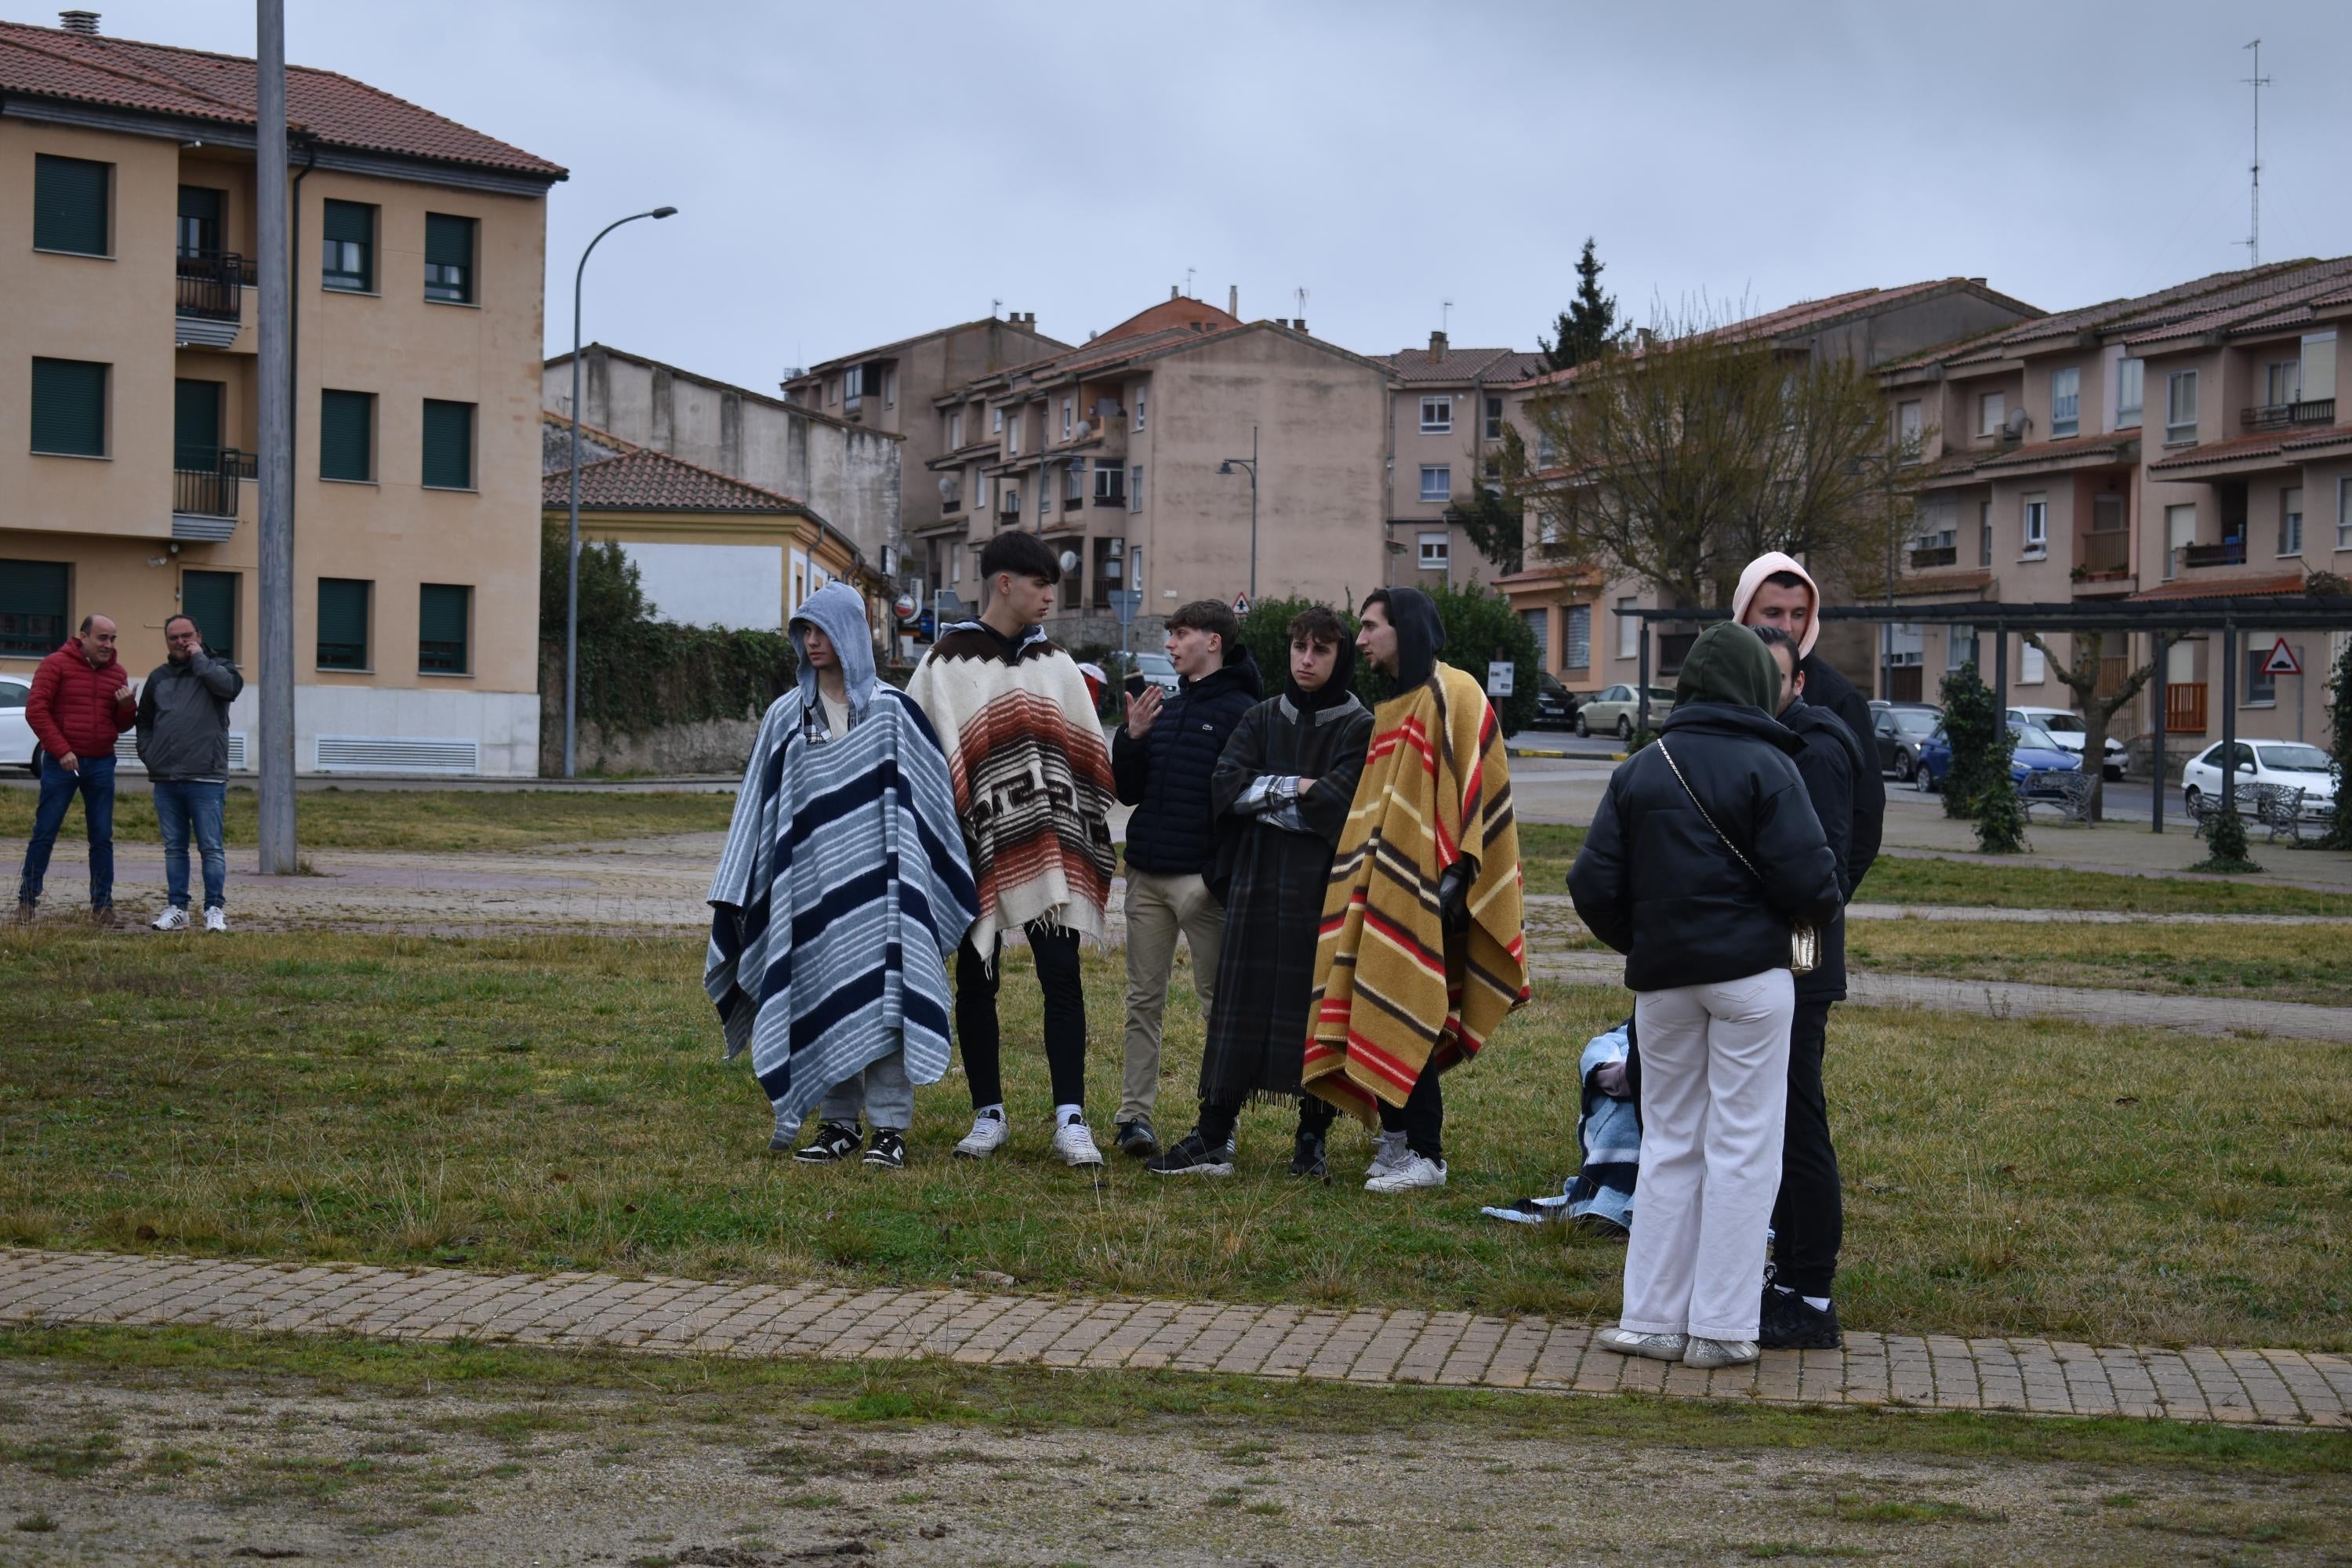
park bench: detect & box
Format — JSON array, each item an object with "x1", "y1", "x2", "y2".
[
  {"x1": 2188, "y1": 781, "x2": 2308, "y2": 843},
  {"x1": 2020, "y1": 768, "x2": 2095, "y2": 824}
]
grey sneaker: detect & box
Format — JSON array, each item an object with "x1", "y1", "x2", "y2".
[
  {"x1": 1595, "y1": 1327, "x2": 1690, "y2": 1361},
  {"x1": 1682, "y1": 1338, "x2": 1761, "y2": 1370},
  {"x1": 1363, "y1": 1153, "x2": 1446, "y2": 1193},
  {"x1": 1114, "y1": 1119, "x2": 1159, "y2": 1158},
  {"x1": 1366, "y1": 1129, "x2": 1410, "y2": 1178},
  {"x1": 13, "y1": 900, "x2": 33, "y2": 926}
]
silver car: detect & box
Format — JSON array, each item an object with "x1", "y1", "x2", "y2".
[
  {"x1": 1, "y1": 675, "x2": 36, "y2": 774},
  {"x1": 1576, "y1": 684, "x2": 1676, "y2": 741}
]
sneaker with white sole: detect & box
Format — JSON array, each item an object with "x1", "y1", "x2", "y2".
[
  {"x1": 1595, "y1": 1327, "x2": 1690, "y2": 1361},
  {"x1": 1365, "y1": 1129, "x2": 1410, "y2": 1178},
  {"x1": 1145, "y1": 1131, "x2": 1233, "y2": 1178},
  {"x1": 1682, "y1": 1337, "x2": 1760, "y2": 1370},
  {"x1": 202, "y1": 906, "x2": 227, "y2": 933},
  {"x1": 953, "y1": 1109, "x2": 1008, "y2": 1160},
  {"x1": 794, "y1": 1120, "x2": 863, "y2": 1163},
  {"x1": 1363, "y1": 1153, "x2": 1446, "y2": 1193},
  {"x1": 151, "y1": 906, "x2": 191, "y2": 932},
  {"x1": 1051, "y1": 1116, "x2": 1105, "y2": 1168}
]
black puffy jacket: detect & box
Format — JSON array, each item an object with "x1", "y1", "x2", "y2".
[
  {"x1": 1781, "y1": 697, "x2": 1864, "y2": 1002},
  {"x1": 1115, "y1": 648, "x2": 1264, "y2": 879},
  {"x1": 1799, "y1": 653, "x2": 1882, "y2": 887},
  {"x1": 1568, "y1": 701, "x2": 1844, "y2": 993}
]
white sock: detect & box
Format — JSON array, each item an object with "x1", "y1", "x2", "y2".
[
  {"x1": 975, "y1": 1103, "x2": 1004, "y2": 1122},
  {"x1": 1803, "y1": 1296, "x2": 1831, "y2": 1312},
  {"x1": 1054, "y1": 1103, "x2": 1084, "y2": 1128}
]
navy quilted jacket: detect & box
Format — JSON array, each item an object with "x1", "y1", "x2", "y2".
[{"x1": 1114, "y1": 648, "x2": 1264, "y2": 879}]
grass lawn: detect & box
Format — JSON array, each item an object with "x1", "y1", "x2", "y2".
[
  {"x1": 5, "y1": 930, "x2": 2346, "y2": 1350},
  {"x1": 1847, "y1": 919, "x2": 2352, "y2": 1007},
  {"x1": 0, "y1": 787, "x2": 738, "y2": 854}
]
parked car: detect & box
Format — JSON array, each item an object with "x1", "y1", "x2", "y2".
[
  {"x1": 2180, "y1": 740, "x2": 2338, "y2": 820},
  {"x1": 1131, "y1": 651, "x2": 1179, "y2": 697},
  {"x1": 1530, "y1": 671, "x2": 1581, "y2": 730},
  {"x1": 2009, "y1": 706, "x2": 2128, "y2": 780},
  {"x1": 1916, "y1": 719, "x2": 2082, "y2": 795},
  {"x1": 1867, "y1": 702, "x2": 1944, "y2": 782},
  {"x1": 1575, "y1": 683, "x2": 1676, "y2": 741},
  {"x1": 1, "y1": 675, "x2": 38, "y2": 775}
]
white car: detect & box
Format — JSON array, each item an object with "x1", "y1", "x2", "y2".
[
  {"x1": 2180, "y1": 739, "x2": 2338, "y2": 820},
  {"x1": 1576, "y1": 684, "x2": 1677, "y2": 741},
  {"x1": 2008, "y1": 706, "x2": 2128, "y2": 780},
  {"x1": 1, "y1": 675, "x2": 37, "y2": 774}
]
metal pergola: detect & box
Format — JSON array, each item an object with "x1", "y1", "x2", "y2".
[{"x1": 1617, "y1": 597, "x2": 2352, "y2": 833}]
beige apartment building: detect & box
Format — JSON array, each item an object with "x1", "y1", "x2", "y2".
[
  {"x1": 1377, "y1": 332, "x2": 1542, "y2": 588},
  {"x1": 916, "y1": 295, "x2": 1393, "y2": 646},
  {"x1": 0, "y1": 15, "x2": 563, "y2": 775},
  {"x1": 1884, "y1": 257, "x2": 2352, "y2": 753}
]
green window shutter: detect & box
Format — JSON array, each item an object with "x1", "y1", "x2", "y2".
[
  {"x1": 423, "y1": 213, "x2": 474, "y2": 303},
  {"x1": 319, "y1": 390, "x2": 373, "y2": 481},
  {"x1": 317, "y1": 579, "x2": 370, "y2": 670},
  {"x1": 418, "y1": 583, "x2": 470, "y2": 673},
  {"x1": 420, "y1": 400, "x2": 474, "y2": 488},
  {"x1": 180, "y1": 570, "x2": 238, "y2": 663},
  {"x1": 34, "y1": 154, "x2": 109, "y2": 255},
  {"x1": 174, "y1": 379, "x2": 223, "y2": 471},
  {"x1": 31, "y1": 358, "x2": 107, "y2": 456},
  {"x1": 0, "y1": 559, "x2": 72, "y2": 657},
  {"x1": 321, "y1": 199, "x2": 373, "y2": 290}
]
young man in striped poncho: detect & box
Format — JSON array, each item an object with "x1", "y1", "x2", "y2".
[
  {"x1": 907, "y1": 532, "x2": 1120, "y2": 1167},
  {"x1": 706, "y1": 583, "x2": 979, "y2": 1169},
  {"x1": 1301, "y1": 586, "x2": 1529, "y2": 1192}
]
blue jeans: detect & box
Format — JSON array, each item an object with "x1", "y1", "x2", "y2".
[
  {"x1": 18, "y1": 754, "x2": 117, "y2": 909},
  {"x1": 152, "y1": 779, "x2": 228, "y2": 910}
]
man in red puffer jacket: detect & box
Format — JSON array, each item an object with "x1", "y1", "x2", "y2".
[{"x1": 16, "y1": 613, "x2": 137, "y2": 924}]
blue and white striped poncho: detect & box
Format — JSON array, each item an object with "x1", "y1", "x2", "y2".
[{"x1": 706, "y1": 587, "x2": 977, "y2": 1138}]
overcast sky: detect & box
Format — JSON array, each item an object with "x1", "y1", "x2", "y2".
[{"x1": 51, "y1": 0, "x2": 2352, "y2": 389}]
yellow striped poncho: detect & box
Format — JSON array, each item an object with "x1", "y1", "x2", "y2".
[{"x1": 1301, "y1": 662, "x2": 1528, "y2": 1124}]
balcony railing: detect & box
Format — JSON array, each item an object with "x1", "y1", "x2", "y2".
[
  {"x1": 2165, "y1": 682, "x2": 2208, "y2": 734},
  {"x1": 1908, "y1": 543, "x2": 1957, "y2": 570},
  {"x1": 2239, "y1": 397, "x2": 2336, "y2": 431},
  {"x1": 1091, "y1": 488, "x2": 1126, "y2": 508},
  {"x1": 172, "y1": 448, "x2": 254, "y2": 519},
  {"x1": 2079, "y1": 529, "x2": 2131, "y2": 576},
  {"x1": 175, "y1": 250, "x2": 255, "y2": 321},
  {"x1": 941, "y1": 496, "x2": 963, "y2": 517},
  {"x1": 2176, "y1": 539, "x2": 2247, "y2": 571},
  {"x1": 2094, "y1": 655, "x2": 2131, "y2": 699}
]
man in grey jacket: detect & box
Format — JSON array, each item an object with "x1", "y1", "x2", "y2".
[{"x1": 136, "y1": 615, "x2": 244, "y2": 931}]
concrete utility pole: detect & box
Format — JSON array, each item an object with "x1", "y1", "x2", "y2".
[{"x1": 254, "y1": 0, "x2": 296, "y2": 873}]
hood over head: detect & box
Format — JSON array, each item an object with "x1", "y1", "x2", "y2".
[
  {"x1": 1674, "y1": 621, "x2": 1780, "y2": 713},
  {"x1": 1197, "y1": 642, "x2": 1265, "y2": 702},
  {"x1": 1370, "y1": 586, "x2": 1446, "y2": 692},
  {"x1": 1290, "y1": 623, "x2": 1359, "y2": 714},
  {"x1": 1730, "y1": 551, "x2": 1821, "y2": 659},
  {"x1": 789, "y1": 582, "x2": 877, "y2": 724}
]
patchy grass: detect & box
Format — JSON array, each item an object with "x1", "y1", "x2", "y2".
[
  {"x1": 5, "y1": 931, "x2": 2350, "y2": 1348},
  {"x1": 1848, "y1": 919, "x2": 2352, "y2": 1007},
  {"x1": 0, "y1": 786, "x2": 736, "y2": 855}
]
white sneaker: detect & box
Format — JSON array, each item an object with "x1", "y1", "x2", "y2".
[
  {"x1": 151, "y1": 906, "x2": 190, "y2": 932},
  {"x1": 1682, "y1": 1337, "x2": 1760, "y2": 1370},
  {"x1": 953, "y1": 1109, "x2": 1008, "y2": 1160},
  {"x1": 1051, "y1": 1117, "x2": 1105, "y2": 1168},
  {"x1": 202, "y1": 906, "x2": 227, "y2": 933},
  {"x1": 1596, "y1": 1327, "x2": 1690, "y2": 1361},
  {"x1": 1364, "y1": 1153, "x2": 1446, "y2": 1193},
  {"x1": 1366, "y1": 1129, "x2": 1410, "y2": 1178}
]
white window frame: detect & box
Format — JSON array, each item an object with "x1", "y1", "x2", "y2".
[
  {"x1": 2165, "y1": 369, "x2": 2198, "y2": 445},
  {"x1": 1129, "y1": 463, "x2": 1143, "y2": 513},
  {"x1": 1418, "y1": 464, "x2": 1450, "y2": 504},
  {"x1": 2022, "y1": 495, "x2": 2048, "y2": 558},
  {"x1": 1978, "y1": 499, "x2": 1994, "y2": 566},
  {"x1": 1420, "y1": 396, "x2": 1452, "y2": 434},
  {"x1": 1061, "y1": 396, "x2": 1074, "y2": 440},
  {"x1": 1947, "y1": 624, "x2": 1976, "y2": 671},
  {"x1": 2020, "y1": 641, "x2": 2046, "y2": 684},
  {"x1": 1896, "y1": 399, "x2": 1922, "y2": 459},
  {"x1": 1417, "y1": 532, "x2": 1450, "y2": 570},
  {"x1": 1563, "y1": 603, "x2": 1591, "y2": 670},
  {"x1": 947, "y1": 409, "x2": 963, "y2": 448},
  {"x1": 1006, "y1": 411, "x2": 1019, "y2": 456},
  {"x1": 2264, "y1": 359, "x2": 2301, "y2": 408},
  {"x1": 1536, "y1": 430, "x2": 1557, "y2": 467},
  {"x1": 2114, "y1": 356, "x2": 2144, "y2": 429},
  {"x1": 1615, "y1": 596, "x2": 1639, "y2": 659},
  {"x1": 1133, "y1": 387, "x2": 1147, "y2": 433},
  {"x1": 2165, "y1": 501, "x2": 2198, "y2": 578},
  {"x1": 1483, "y1": 395, "x2": 1504, "y2": 441},
  {"x1": 2281, "y1": 487, "x2": 2303, "y2": 557},
  {"x1": 882, "y1": 368, "x2": 896, "y2": 409},
  {"x1": 2049, "y1": 365, "x2": 2079, "y2": 439},
  {"x1": 1978, "y1": 390, "x2": 2006, "y2": 437},
  {"x1": 991, "y1": 407, "x2": 1004, "y2": 434}
]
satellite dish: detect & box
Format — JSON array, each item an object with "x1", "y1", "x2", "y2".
[
  {"x1": 1058, "y1": 550, "x2": 1083, "y2": 575},
  {"x1": 937, "y1": 476, "x2": 956, "y2": 501},
  {"x1": 1074, "y1": 419, "x2": 1092, "y2": 441},
  {"x1": 2002, "y1": 408, "x2": 2031, "y2": 439}
]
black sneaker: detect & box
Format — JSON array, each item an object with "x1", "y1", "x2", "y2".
[
  {"x1": 1145, "y1": 1131, "x2": 1234, "y2": 1178},
  {"x1": 1115, "y1": 1119, "x2": 1160, "y2": 1158},
  {"x1": 1289, "y1": 1130, "x2": 1328, "y2": 1179},
  {"x1": 1759, "y1": 1287, "x2": 1842, "y2": 1350},
  {"x1": 793, "y1": 1120, "x2": 862, "y2": 1163},
  {"x1": 862, "y1": 1127, "x2": 907, "y2": 1170}
]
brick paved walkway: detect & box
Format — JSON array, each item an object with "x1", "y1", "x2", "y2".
[{"x1": 5, "y1": 1249, "x2": 2344, "y2": 1428}]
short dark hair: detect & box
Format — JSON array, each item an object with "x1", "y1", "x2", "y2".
[
  {"x1": 1166, "y1": 599, "x2": 1238, "y2": 655},
  {"x1": 1359, "y1": 588, "x2": 1394, "y2": 618},
  {"x1": 1751, "y1": 624, "x2": 1799, "y2": 656},
  {"x1": 978, "y1": 531, "x2": 1062, "y2": 586},
  {"x1": 1288, "y1": 605, "x2": 1348, "y2": 648},
  {"x1": 165, "y1": 613, "x2": 198, "y2": 635},
  {"x1": 77, "y1": 614, "x2": 98, "y2": 634},
  {"x1": 1763, "y1": 570, "x2": 1809, "y2": 593}
]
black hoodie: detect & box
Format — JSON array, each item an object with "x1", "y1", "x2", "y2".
[
  {"x1": 1116, "y1": 645, "x2": 1266, "y2": 877},
  {"x1": 1780, "y1": 695, "x2": 1865, "y2": 1001},
  {"x1": 1370, "y1": 586, "x2": 1446, "y2": 694}
]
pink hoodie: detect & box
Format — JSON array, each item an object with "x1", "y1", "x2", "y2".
[{"x1": 1730, "y1": 551, "x2": 1821, "y2": 659}]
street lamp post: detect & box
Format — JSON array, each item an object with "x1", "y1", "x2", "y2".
[
  {"x1": 565, "y1": 205, "x2": 677, "y2": 779},
  {"x1": 1217, "y1": 424, "x2": 1260, "y2": 600}
]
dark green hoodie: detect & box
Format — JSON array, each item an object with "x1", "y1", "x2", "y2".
[{"x1": 1673, "y1": 621, "x2": 1779, "y2": 713}]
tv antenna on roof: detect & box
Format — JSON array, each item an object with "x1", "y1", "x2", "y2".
[
  {"x1": 990, "y1": 297, "x2": 1002, "y2": 319},
  {"x1": 2242, "y1": 38, "x2": 2270, "y2": 267},
  {"x1": 1185, "y1": 266, "x2": 1196, "y2": 298},
  {"x1": 1294, "y1": 285, "x2": 1308, "y2": 320},
  {"x1": 1442, "y1": 298, "x2": 1454, "y2": 333}
]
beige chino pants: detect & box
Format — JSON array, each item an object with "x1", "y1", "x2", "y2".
[{"x1": 1119, "y1": 868, "x2": 1225, "y2": 1126}]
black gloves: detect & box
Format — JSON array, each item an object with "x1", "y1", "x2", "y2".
[{"x1": 1436, "y1": 859, "x2": 1474, "y2": 934}]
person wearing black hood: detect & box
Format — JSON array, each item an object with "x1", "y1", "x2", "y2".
[
  {"x1": 1149, "y1": 606, "x2": 1373, "y2": 1178},
  {"x1": 1569, "y1": 621, "x2": 1841, "y2": 1371},
  {"x1": 1111, "y1": 599, "x2": 1264, "y2": 1156}
]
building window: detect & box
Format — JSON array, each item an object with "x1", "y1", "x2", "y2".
[
  {"x1": 1563, "y1": 604, "x2": 1591, "y2": 670},
  {"x1": 419, "y1": 583, "x2": 470, "y2": 673},
  {"x1": 30, "y1": 358, "x2": 107, "y2": 457},
  {"x1": 1094, "y1": 459, "x2": 1125, "y2": 504},
  {"x1": 1061, "y1": 397, "x2": 1074, "y2": 440},
  {"x1": 2020, "y1": 641, "x2": 2045, "y2": 684},
  {"x1": 177, "y1": 185, "x2": 225, "y2": 258},
  {"x1": 2281, "y1": 487, "x2": 2303, "y2": 556},
  {"x1": 2166, "y1": 502, "x2": 2198, "y2": 577},
  {"x1": 2115, "y1": 357, "x2": 2144, "y2": 428},
  {"x1": 991, "y1": 407, "x2": 1003, "y2": 434},
  {"x1": 420, "y1": 399, "x2": 474, "y2": 489},
  {"x1": 2050, "y1": 366, "x2": 2080, "y2": 438},
  {"x1": 1979, "y1": 500, "x2": 1993, "y2": 566},
  {"x1": 2303, "y1": 330, "x2": 2338, "y2": 405},
  {"x1": 1483, "y1": 396, "x2": 1504, "y2": 440},
  {"x1": 1419, "y1": 465, "x2": 1450, "y2": 503},
  {"x1": 2165, "y1": 369, "x2": 2198, "y2": 444},
  {"x1": 971, "y1": 476, "x2": 988, "y2": 518},
  {"x1": 1896, "y1": 399, "x2": 1922, "y2": 459},
  {"x1": 1133, "y1": 388, "x2": 1147, "y2": 432},
  {"x1": 174, "y1": 377, "x2": 222, "y2": 472},
  {"x1": 179, "y1": 571, "x2": 238, "y2": 664},
  {"x1": 1978, "y1": 390, "x2": 2006, "y2": 436},
  {"x1": 1947, "y1": 624, "x2": 1976, "y2": 670},
  {"x1": 1536, "y1": 429, "x2": 1557, "y2": 467},
  {"x1": 1420, "y1": 396, "x2": 1452, "y2": 434},
  {"x1": 0, "y1": 559, "x2": 71, "y2": 657},
  {"x1": 1616, "y1": 596, "x2": 1639, "y2": 659},
  {"x1": 423, "y1": 212, "x2": 475, "y2": 303},
  {"x1": 947, "y1": 410, "x2": 963, "y2": 448},
  {"x1": 321, "y1": 200, "x2": 375, "y2": 292},
  {"x1": 319, "y1": 390, "x2": 374, "y2": 481},
  {"x1": 1063, "y1": 460, "x2": 1084, "y2": 503},
  {"x1": 33, "y1": 154, "x2": 110, "y2": 256},
  {"x1": 1522, "y1": 607, "x2": 1548, "y2": 663},
  {"x1": 1418, "y1": 532, "x2": 1450, "y2": 570},
  {"x1": 1007, "y1": 411, "x2": 1019, "y2": 456},
  {"x1": 2264, "y1": 359, "x2": 2301, "y2": 408},
  {"x1": 1129, "y1": 464, "x2": 1144, "y2": 512},
  {"x1": 316, "y1": 578, "x2": 371, "y2": 670},
  {"x1": 1001, "y1": 485, "x2": 1020, "y2": 518},
  {"x1": 2246, "y1": 648, "x2": 2276, "y2": 706},
  {"x1": 882, "y1": 368, "x2": 895, "y2": 409},
  {"x1": 2022, "y1": 495, "x2": 2048, "y2": 557},
  {"x1": 2341, "y1": 477, "x2": 2352, "y2": 551}
]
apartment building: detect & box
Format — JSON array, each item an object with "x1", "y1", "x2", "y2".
[
  {"x1": 1881, "y1": 257, "x2": 2352, "y2": 750},
  {"x1": 0, "y1": 14, "x2": 563, "y2": 775},
  {"x1": 1499, "y1": 280, "x2": 2041, "y2": 701},
  {"x1": 918, "y1": 295, "x2": 1393, "y2": 645},
  {"x1": 545, "y1": 343, "x2": 898, "y2": 567},
  {"x1": 1377, "y1": 332, "x2": 1544, "y2": 587}
]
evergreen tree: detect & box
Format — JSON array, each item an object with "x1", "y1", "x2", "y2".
[
  {"x1": 1937, "y1": 660, "x2": 2009, "y2": 822},
  {"x1": 1537, "y1": 237, "x2": 1620, "y2": 372}
]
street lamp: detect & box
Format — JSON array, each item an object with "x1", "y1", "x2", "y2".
[
  {"x1": 565, "y1": 205, "x2": 677, "y2": 779},
  {"x1": 1216, "y1": 423, "x2": 1260, "y2": 600}
]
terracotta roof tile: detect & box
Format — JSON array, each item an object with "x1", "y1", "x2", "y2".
[
  {"x1": 2123, "y1": 257, "x2": 2352, "y2": 350},
  {"x1": 539, "y1": 432, "x2": 812, "y2": 516},
  {"x1": 1883, "y1": 263, "x2": 2343, "y2": 374},
  {"x1": 1381, "y1": 347, "x2": 1544, "y2": 385},
  {"x1": 2127, "y1": 572, "x2": 2307, "y2": 603},
  {"x1": 0, "y1": 19, "x2": 563, "y2": 180},
  {"x1": 2144, "y1": 422, "x2": 2352, "y2": 474}
]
